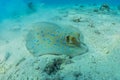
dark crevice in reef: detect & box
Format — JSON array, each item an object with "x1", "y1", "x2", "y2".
[
  {"x1": 93, "y1": 3, "x2": 111, "y2": 14},
  {"x1": 99, "y1": 4, "x2": 110, "y2": 12},
  {"x1": 27, "y1": 2, "x2": 36, "y2": 12}
]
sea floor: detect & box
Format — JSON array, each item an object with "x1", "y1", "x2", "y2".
[{"x1": 0, "y1": 4, "x2": 120, "y2": 80}]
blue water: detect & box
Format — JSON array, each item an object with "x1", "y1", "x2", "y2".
[{"x1": 0, "y1": 0, "x2": 120, "y2": 21}]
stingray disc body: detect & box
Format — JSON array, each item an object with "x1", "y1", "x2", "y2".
[{"x1": 26, "y1": 22, "x2": 88, "y2": 57}]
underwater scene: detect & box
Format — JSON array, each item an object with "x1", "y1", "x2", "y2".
[{"x1": 0, "y1": 0, "x2": 120, "y2": 80}]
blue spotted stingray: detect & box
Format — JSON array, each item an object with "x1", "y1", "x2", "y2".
[{"x1": 26, "y1": 22, "x2": 88, "y2": 57}]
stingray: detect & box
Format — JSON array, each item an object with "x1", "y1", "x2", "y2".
[{"x1": 26, "y1": 22, "x2": 88, "y2": 57}]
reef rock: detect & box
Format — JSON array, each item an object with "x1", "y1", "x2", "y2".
[
  {"x1": 25, "y1": 22, "x2": 88, "y2": 57},
  {"x1": 99, "y1": 4, "x2": 110, "y2": 12}
]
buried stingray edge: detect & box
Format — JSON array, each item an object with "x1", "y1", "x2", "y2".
[{"x1": 29, "y1": 42, "x2": 89, "y2": 57}]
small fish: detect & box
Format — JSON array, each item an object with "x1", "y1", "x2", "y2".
[{"x1": 26, "y1": 22, "x2": 88, "y2": 57}]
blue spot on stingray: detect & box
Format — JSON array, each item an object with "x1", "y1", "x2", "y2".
[
  {"x1": 41, "y1": 31, "x2": 43, "y2": 33},
  {"x1": 50, "y1": 34, "x2": 55, "y2": 37},
  {"x1": 33, "y1": 39, "x2": 39, "y2": 43},
  {"x1": 42, "y1": 34, "x2": 45, "y2": 37},
  {"x1": 56, "y1": 39, "x2": 60, "y2": 43}
]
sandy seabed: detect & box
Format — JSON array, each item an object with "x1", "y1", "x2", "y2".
[{"x1": 0, "y1": 4, "x2": 120, "y2": 80}]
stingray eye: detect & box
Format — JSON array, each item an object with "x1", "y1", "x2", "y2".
[
  {"x1": 66, "y1": 35, "x2": 70, "y2": 43},
  {"x1": 71, "y1": 37, "x2": 77, "y2": 43}
]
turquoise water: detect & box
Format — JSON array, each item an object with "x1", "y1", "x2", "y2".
[
  {"x1": 0, "y1": 0, "x2": 120, "y2": 20},
  {"x1": 0, "y1": 0, "x2": 120, "y2": 80}
]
